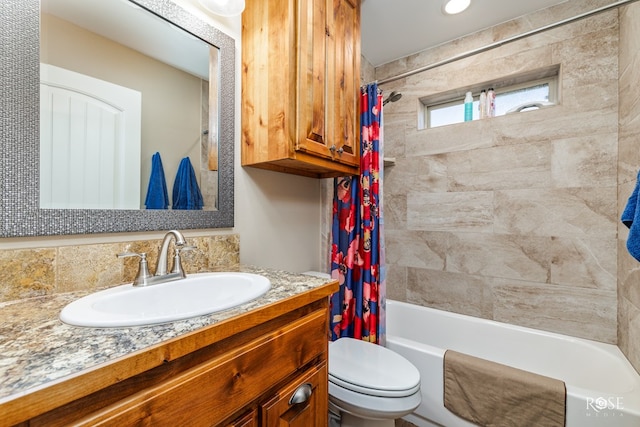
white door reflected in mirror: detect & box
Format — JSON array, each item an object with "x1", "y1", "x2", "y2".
[{"x1": 40, "y1": 64, "x2": 142, "y2": 210}]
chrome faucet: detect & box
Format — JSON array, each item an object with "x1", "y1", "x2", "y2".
[
  {"x1": 117, "y1": 230, "x2": 196, "y2": 286},
  {"x1": 155, "y1": 229, "x2": 187, "y2": 276}
]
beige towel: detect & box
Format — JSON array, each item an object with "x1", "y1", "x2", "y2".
[{"x1": 444, "y1": 350, "x2": 566, "y2": 427}]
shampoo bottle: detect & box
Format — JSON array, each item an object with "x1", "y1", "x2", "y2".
[
  {"x1": 487, "y1": 88, "x2": 496, "y2": 117},
  {"x1": 479, "y1": 90, "x2": 487, "y2": 119},
  {"x1": 464, "y1": 91, "x2": 473, "y2": 122}
]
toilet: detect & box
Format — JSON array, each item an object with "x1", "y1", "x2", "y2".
[
  {"x1": 301, "y1": 272, "x2": 421, "y2": 426},
  {"x1": 328, "y1": 337, "x2": 421, "y2": 427}
]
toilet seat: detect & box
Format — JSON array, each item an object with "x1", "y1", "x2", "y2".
[{"x1": 328, "y1": 337, "x2": 420, "y2": 398}]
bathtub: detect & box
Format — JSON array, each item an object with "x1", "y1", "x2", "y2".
[{"x1": 385, "y1": 300, "x2": 640, "y2": 427}]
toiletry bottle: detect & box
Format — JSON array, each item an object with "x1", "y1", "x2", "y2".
[
  {"x1": 464, "y1": 91, "x2": 473, "y2": 122},
  {"x1": 479, "y1": 90, "x2": 487, "y2": 119},
  {"x1": 487, "y1": 88, "x2": 496, "y2": 117}
]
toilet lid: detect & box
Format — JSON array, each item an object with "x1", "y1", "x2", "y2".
[{"x1": 329, "y1": 337, "x2": 420, "y2": 398}]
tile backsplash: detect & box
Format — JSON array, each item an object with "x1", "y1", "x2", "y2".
[{"x1": 0, "y1": 234, "x2": 239, "y2": 303}]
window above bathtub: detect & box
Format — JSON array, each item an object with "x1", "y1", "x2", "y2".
[{"x1": 419, "y1": 65, "x2": 560, "y2": 129}]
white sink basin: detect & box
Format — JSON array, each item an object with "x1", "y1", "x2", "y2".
[{"x1": 60, "y1": 272, "x2": 271, "y2": 328}]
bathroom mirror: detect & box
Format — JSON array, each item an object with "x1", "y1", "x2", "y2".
[
  {"x1": 0, "y1": 0, "x2": 235, "y2": 236},
  {"x1": 41, "y1": 0, "x2": 219, "y2": 211}
]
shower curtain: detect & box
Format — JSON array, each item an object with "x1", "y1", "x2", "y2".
[{"x1": 329, "y1": 83, "x2": 386, "y2": 344}]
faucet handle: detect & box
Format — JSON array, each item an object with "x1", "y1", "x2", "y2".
[
  {"x1": 117, "y1": 251, "x2": 145, "y2": 259},
  {"x1": 177, "y1": 245, "x2": 197, "y2": 253},
  {"x1": 171, "y1": 245, "x2": 197, "y2": 276},
  {"x1": 117, "y1": 252, "x2": 152, "y2": 286}
]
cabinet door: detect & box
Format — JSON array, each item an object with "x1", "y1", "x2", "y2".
[
  {"x1": 296, "y1": 0, "x2": 333, "y2": 159},
  {"x1": 261, "y1": 362, "x2": 328, "y2": 427},
  {"x1": 326, "y1": 0, "x2": 360, "y2": 168}
]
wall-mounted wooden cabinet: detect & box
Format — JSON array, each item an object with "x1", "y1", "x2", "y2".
[{"x1": 241, "y1": 0, "x2": 361, "y2": 178}]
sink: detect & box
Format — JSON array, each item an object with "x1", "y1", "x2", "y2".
[{"x1": 60, "y1": 272, "x2": 271, "y2": 328}]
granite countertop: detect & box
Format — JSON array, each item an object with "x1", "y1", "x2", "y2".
[{"x1": 0, "y1": 266, "x2": 333, "y2": 404}]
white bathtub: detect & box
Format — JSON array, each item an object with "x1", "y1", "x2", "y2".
[{"x1": 385, "y1": 300, "x2": 640, "y2": 427}]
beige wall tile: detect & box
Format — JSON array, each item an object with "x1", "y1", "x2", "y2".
[
  {"x1": 492, "y1": 279, "x2": 617, "y2": 343},
  {"x1": 619, "y1": 52, "x2": 640, "y2": 130},
  {"x1": 494, "y1": 187, "x2": 616, "y2": 238},
  {"x1": 619, "y1": 239, "x2": 640, "y2": 308},
  {"x1": 445, "y1": 141, "x2": 552, "y2": 192},
  {"x1": 626, "y1": 298, "x2": 640, "y2": 369},
  {"x1": 382, "y1": 121, "x2": 407, "y2": 159},
  {"x1": 0, "y1": 249, "x2": 56, "y2": 301},
  {"x1": 445, "y1": 232, "x2": 550, "y2": 283},
  {"x1": 551, "y1": 133, "x2": 617, "y2": 188},
  {"x1": 407, "y1": 268, "x2": 494, "y2": 319},
  {"x1": 618, "y1": 293, "x2": 631, "y2": 357},
  {"x1": 385, "y1": 156, "x2": 447, "y2": 195},
  {"x1": 405, "y1": 119, "x2": 494, "y2": 157},
  {"x1": 386, "y1": 264, "x2": 408, "y2": 302},
  {"x1": 384, "y1": 193, "x2": 407, "y2": 231},
  {"x1": 56, "y1": 244, "x2": 125, "y2": 293},
  {"x1": 385, "y1": 230, "x2": 449, "y2": 270},
  {"x1": 551, "y1": 20, "x2": 618, "y2": 87},
  {"x1": 493, "y1": 109, "x2": 619, "y2": 144},
  {"x1": 206, "y1": 234, "x2": 240, "y2": 271},
  {"x1": 550, "y1": 237, "x2": 616, "y2": 290},
  {"x1": 407, "y1": 191, "x2": 494, "y2": 232},
  {"x1": 620, "y1": 3, "x2": 640, "y2": 71}
]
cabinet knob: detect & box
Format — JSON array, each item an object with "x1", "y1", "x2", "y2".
[
  {"x1": 337, "y1": 147, "x2": 344, "y2": 155},
  {"x1": 288, "y1": 382, "x2": 313, "y2": 405},
  {"x1": 329, "y1": 145, "x2": 336, "y2": 152}
]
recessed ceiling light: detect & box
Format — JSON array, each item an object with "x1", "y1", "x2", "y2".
[{"x1": 443, "y1": 0, "x2": 471, "y2": 15}]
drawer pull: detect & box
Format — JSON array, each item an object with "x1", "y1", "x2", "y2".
[{"x1": 288, "y1": 382, "x2": 313, "y2": 405}]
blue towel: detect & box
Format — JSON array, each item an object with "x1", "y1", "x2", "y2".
[
  {"x1": 622, "y1": 170, "x2": 640, "y2": 261},
  {"x1": 172, "y1": 157, "x2": 204, "y2": 210},
  {"x1": 144, "y1": 152, "x2": 169, "y2": 209}
]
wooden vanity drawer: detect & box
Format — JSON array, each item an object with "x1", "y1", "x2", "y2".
[
  {"x1": 260, "y1": 361, "x2": 328, "y2": 427},
  {"x1": 73, "y1": 308, "x2": 328, "y2": 426}
]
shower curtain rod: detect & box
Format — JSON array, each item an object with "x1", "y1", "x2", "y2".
[{"x1": 376, "y1": 0, "x2": 639, "y2": 86}]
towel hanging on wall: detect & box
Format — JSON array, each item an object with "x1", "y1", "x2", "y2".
[
  {"x1": 144, "y1": 152, "x2": 169, "y2": 209},
  {"x1": 622, "y1": 170, "x2": 640, "y2": 261},
  {"x1": 172, "y1": 157, "x2": 204, "y2": 210}
]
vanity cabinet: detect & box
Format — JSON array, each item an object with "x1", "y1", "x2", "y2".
[
  {"x1": 5, "y1": 283, "x2": 336, "y2": 427},
  {"x1": 241, "y1": 0, "x2": 361, "y2": 178}
]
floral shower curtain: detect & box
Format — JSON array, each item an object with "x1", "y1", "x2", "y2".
[{"x1": 329, "y1": 82, "x2": 386, "y2": 344}]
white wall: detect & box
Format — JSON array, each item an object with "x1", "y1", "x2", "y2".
[{"x1": 0, "y1": 0, "x2": 323, "y2": 275}]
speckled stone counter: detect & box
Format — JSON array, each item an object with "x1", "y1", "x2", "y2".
[{"x1": 0, "y1": 266, "x2": 334, "y2": 407}]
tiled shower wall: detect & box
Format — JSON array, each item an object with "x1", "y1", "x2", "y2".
[
  {"x1": 377, "y1": 0, "x2": 621, "y2": 345},
  {"x1": 0, "y1": 234, "x2": 239, "y2": 303},
  {"x1": 618, "y1": 1, "x2": 640, "y2": 372}
]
